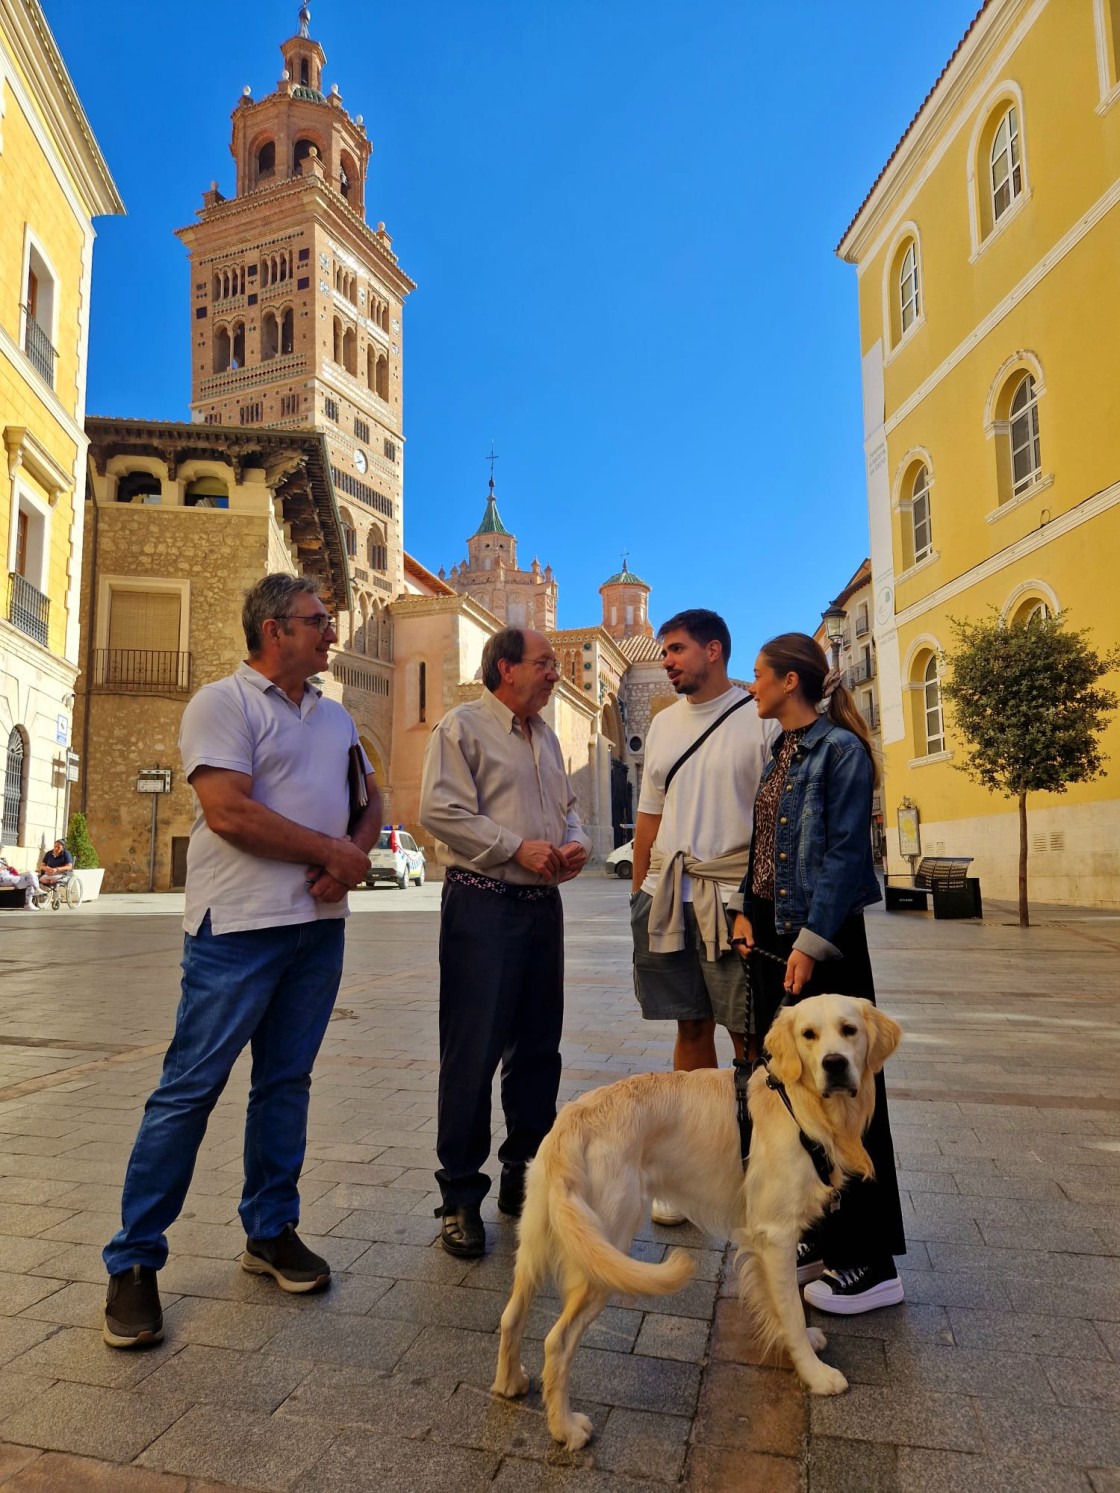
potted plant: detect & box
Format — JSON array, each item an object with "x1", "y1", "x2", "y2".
[{"x1": 66, "y1": 812, "x2": 105, "y2": 901}]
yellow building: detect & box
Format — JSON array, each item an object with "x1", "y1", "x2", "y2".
[
  {"x1": 838, "y1": 0, "x2": 1120, "y2": 906},
  {"x1": 0, "y1": 0, "x2": 123, "y2": 856}
]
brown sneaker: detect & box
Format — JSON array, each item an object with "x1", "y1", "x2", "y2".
[
  {"x1": 241, "y1": 1223, "x2": 330, "y2": 1293},
  {"x1": 103, "y1": 1265, "x2": 163, "y2": 1348}
]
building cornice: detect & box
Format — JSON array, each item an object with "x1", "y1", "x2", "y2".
[
  {"x1": 549, "y1": 625, "x2": 630, "y2": 673},
  {"x1": 0, "y1": 0, "x2": 124, "y2": 216},
  {"x1": 389, "y1": 593, "x2": 500, "y2": 631}
]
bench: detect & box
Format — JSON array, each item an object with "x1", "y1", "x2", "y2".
[
  {"x1": 885, "y1": 856, "x2": 983, "y2": 920},
  {"x1": 0, "y1": 887, "x2": 26, "y2": 910}
]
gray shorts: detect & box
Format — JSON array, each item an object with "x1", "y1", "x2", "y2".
[{"x1": 631, "y1": 889, "x2": 750, "y2": 1032}]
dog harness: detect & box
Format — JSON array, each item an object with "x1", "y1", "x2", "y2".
[{"x1": 733, "y1": 1054, "x2": 841, "y2": 1209}]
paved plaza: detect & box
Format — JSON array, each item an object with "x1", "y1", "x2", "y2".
[{"x1": 0, "y1": 877, "x2": 1115, "y2": 1490}]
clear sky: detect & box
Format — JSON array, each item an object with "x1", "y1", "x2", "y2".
[{"x1": 45, "y1": 0, "x2": 980, "y2": 659}]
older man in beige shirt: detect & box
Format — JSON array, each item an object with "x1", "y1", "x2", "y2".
[{"x1": 420, "y1": 625, "x2": 590, "y2": 1257}]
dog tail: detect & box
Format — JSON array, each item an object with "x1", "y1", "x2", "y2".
[{"x1": 551, "y1": 1179, "x2": 695, "y2": 1298}]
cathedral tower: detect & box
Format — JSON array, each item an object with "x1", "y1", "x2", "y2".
[
  {"x1": 175, "y1": 4, "x2": 414, "y2": 771},
  {"x1": 599, "y1": 559, "x2": 653, "y2": 641},
  {"x1": 445, "y1": 473, "x2": 557, "y2": 630}
]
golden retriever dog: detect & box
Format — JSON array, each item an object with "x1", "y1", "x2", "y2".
[{"x1": 492, "y1": 993, "x2": 901, "y2": 1449}]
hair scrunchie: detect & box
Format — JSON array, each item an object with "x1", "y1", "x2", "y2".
[{"x1": 816, "y1": 667, "x2": 843, "y2": 715}]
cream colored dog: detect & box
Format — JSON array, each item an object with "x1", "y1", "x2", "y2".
[{"x1": 492, "y1": 993, "x2": 902, "y2": 1449}]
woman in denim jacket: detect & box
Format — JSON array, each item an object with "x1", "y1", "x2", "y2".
[{"x1": 731, "y1": 632, "x2": 905, "y2": 1316}]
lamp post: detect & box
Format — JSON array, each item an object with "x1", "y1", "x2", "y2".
[{"x1": 821, "y1": 603, "x2": 847, "y2": 677}]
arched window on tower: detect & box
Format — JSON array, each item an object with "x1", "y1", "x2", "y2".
[
  {"x1": 281, "y1": 307, "x2": 294, "y2": 356},
  {"x1": 375, "y1": 354, "x2": 388, "y2": 400},
  {"x1": 332, "y1": 316, "x2": 343, "y2": 366},
  {"x1": 213, "y1": 325, "x2": 231, "y2": 373},
  {"x1": 293, "y1": 137, "x2": 317, "y2": 176},
  {"x1": 256, "y1": 141, "x2": 276, "y2": 182},
  {"x1": 300, "y1": 58, "x2": 309, "y2": 87},
  {"x1": 366, "y1": 345, "x2": 376, "y2": 391},
  {"x1": 367, "y1": 526, "x2": 387, "y2": 572},
  {"x1": 343, "y1": 327, "x2": 357, "y2": 376},
  {"x1": 261, "y1": 311, "x2": 279, "y2": 362},
  {"x1": 231, "y1": 321, "x2": 245, "y2": 369},
  {"x1": 340, "y1": 151, "x2": 359, "y2": 208}
]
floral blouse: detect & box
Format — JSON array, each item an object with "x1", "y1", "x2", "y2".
[{"x1": 750, "y1": 725, "x2": 810, "y2": 901}]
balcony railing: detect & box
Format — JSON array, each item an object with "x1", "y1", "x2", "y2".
[
  {"x1": 370, "y1": 573, "x2": 394, "y2": 594},
  {"x1": 855, "y1": 615, "x2": 870, "y2": 637},
  {"x1": 93, "y1": 649, "x2": 192, "y2": 693},
  {"x1": 846, "y1": 658, "x2": 876, "y2": 687},
  {"x1": 861, "y1": 702, "x2": 880, "y2": 730},
  {"x1": 7, "y1": 571, "x2": 49, "y2": 647},
  {"x1": 22, "y1": 308, "x2": 56, "y2": 387}
]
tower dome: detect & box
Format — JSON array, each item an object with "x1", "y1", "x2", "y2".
[{"x1": 599, "y1": 555, "x2": 652, "y2": 640}]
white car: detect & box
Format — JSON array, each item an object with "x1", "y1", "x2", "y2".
[
  {"x1": 365, "y1": 826, "x2": 426, "y2": 889},
  {"x1": 605, "y1": 838, "x2": 635, "y2": 880}
]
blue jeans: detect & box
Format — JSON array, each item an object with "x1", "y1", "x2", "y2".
[{"x1": 103, "y1": 913, "x2": 345, "y2": 1274}]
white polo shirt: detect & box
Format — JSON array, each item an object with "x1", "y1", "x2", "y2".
[{"x1": 180, "y1": 661, "x2": 367, "y2": 935}]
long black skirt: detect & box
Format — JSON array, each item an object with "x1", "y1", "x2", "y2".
[{"x1": 747, "y1": 899, "x2": 906, "y2": 1264}]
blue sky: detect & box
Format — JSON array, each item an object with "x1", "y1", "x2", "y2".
[{"x1": 46, "y1": 0, "x2": 979, "y2": 659}]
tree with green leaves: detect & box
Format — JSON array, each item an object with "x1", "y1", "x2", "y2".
[{"x1": 940, "y1": 611, "x2": 1119, "y2": 927}]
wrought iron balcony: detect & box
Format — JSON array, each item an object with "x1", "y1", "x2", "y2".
[
  {"x1": 7, "y1": 571, "x2": 49, "y2": 647},
  {"x1": 862, "y1": 702, "x2": 880, "y2": 730},
  {"x1": 855, "y1": 615, "x2": 870, "y2": 637},
  {"x1": 93, "y1": 649, "x2": 192, "y2": 692},
  {"x1": 846, "y1": 658, "x2": 877, "y2": 687},
  {"x1": 22, "y1": 307, "x2": 56, "y2": 387}
]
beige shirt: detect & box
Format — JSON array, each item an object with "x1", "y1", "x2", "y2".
[{"x1": 419, "y1": 689, "x2": 591, "y2": 885}]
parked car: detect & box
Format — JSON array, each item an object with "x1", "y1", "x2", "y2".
[
  {"x1": 365, "y1": 826, "x2": 426, "y2": 889},
  {"x1": 605, "y1": 838, "x2": 635, "y2": 880}
]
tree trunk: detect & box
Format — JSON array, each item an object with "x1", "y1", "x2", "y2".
[{"x1": 1018, "y1": 790, "x2": 1029, "y2": 928}]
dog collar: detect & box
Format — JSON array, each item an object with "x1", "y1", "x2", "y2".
[{"x1": 757, "y1": 1052, "x2": 840, "y2": 1197}]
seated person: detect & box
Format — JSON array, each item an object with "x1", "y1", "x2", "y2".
[
  {"x1": 0, "y1": 858, "x2": 43, "y2": 908},
  {"x1": 39, "y1": 840, "x2": 74, "y2": 885}
]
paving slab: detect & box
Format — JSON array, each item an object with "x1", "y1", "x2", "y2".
[{"x1": 0, "y1": 883, "x2": 1117, "y2": 1488}]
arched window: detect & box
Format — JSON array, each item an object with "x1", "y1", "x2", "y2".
[
  {"x1": 375, "y1": 354, "x2": 388, "y2": 400},
  {"x1": 367, "y1": 528, "x2": 387, "y2": 571},
  {"x1": 213, "y1": 325, "x2": 231, "y2": 373},
  {"x1": 339, "y1": 508, "x2": 357, "y2": 558},
  {"x1": 256, "y1": 141, "x2": 276, "y2": 181},
  {"x1": 332, "y1": 316, "x2": 343, "y2": 365},
  {"x1": 899, "y1": 241, "x2": 920, "y2": 334},
  {"x1": 923, "y1": 655, "x2": 944, "y2": 755},
  {"x1": 991, "y1": 105, "x2": 1022, "y2": 222},
  {"x1": 261, "y1": 310, "x2": 279, "y2": 362},
  {"x1": 1009, "y1": 373, "x2": 1041, "y2": 495},
  {"x1": 281, "y1": 308, "x2": 294, "y2": 356},
  {"x1": 231, "y1": 321, "x2": 245, "y2": 369},
  {"x1": 1016, "y1": 598, "x2": 1051, "y2": 626},
  {"x1": 418, "y1": 661, "x2": 427, "y2": 723},
  {"x1": 2, "y1": 726, "x2": 27, "y2": 844},
  {"x1": 366, "y1": 345, "x2": 376, "y2": 390},
  {"x1": 184, "y1": 477, "x2": 229, "y2": 509},
  {"x1": 300, "y1": 58, "x2": 309, "y2": 87},
  {"x1": 343, "y1": 327, "x2": 357, "y2": 376},
  {"x1": 911, "y1": 465, "x2": 932, "y2": 563},
  {"x1": 293, "y1": 138, "x2": 317, "y2": 175}
]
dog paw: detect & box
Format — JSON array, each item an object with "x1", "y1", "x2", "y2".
[
  {"x1": 806, "y1": 1326, "x2": 828, "y2": 1351},
  {"x1": 805, "y1": 1364, "x2": 848, "y2": 1396},
  {"x1": 491, "y1": 1364, "x2": 530, "y2": 1398},
  {"x1": 552, "y1": 1412, "x2": 594, "y2": 1450}
]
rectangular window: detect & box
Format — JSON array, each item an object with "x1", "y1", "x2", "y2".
[
  {"x1": 22, "y1": 243, "x2": 57, "y2": 388},
  {"x1": 418, "y1": 660, "x2": 426, "y2": 723},
  {"x1": 298, "y1": 247, "x2": 310, "y2": 262},
  {"x1": 100, "y1": 586, "x2": 189, "y2": 691},
  {"x1": 247, "y1": 293, "x2": 258, "y2": 307},
  {"x1": 280, "y1": 393, "x2": 300, "y2": 417},
  {"x1": 384, "y1": 439, "x2": 397, "y2": 462},
  {"x1": 297, "y1": 276, "x2": 310, "y2": 291},
  {"x1": 239, "y1": 402, "x2": 262, "y2": 425},
  {"x1": 354, "y1": 417, "x2": 370, "y2": 443},
  {"x1": 324, "y1": 396, "x2": 340, "y2": 423}
]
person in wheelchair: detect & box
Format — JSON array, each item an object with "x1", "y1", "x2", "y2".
[{"x1": 38, "y1": 839, "x2": 73, "y2": 886}]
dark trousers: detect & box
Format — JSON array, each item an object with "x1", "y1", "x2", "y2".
[
  {"x1": 749, "y1": 901, "x2": 907, "y2": 1265},
  {"x1": 435, "y1": 881, "x2": 564, "y2": 1209}
]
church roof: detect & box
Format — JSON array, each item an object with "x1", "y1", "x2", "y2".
[
  {"x1": 473, "y1": 482, "x2": 511, "y2": 537},
  {"x1": 601, "y1": 564, "x2": 648, "y2": 588},
  {"x1": 616, "y1": 634, "x2": 662, "y2": 663}
]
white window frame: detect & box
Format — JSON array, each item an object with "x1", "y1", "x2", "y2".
[
  {"x1": 1008, "y1": 373, "x2": 1041, "y2": 496},
  {"x1": 899, "y1": 241, "x2": 920, "y2": 335},
  {"x1": 95, "y1": 576, "x2": 191, "y2": 656},
  {"x1": 990, "y1": 105, "x2": 1023, "y2": 224},
  {"x1": 19, "y1": 226, "x2": 60, "y2": 386},
  {"x1": 966, "y1": 83, "x2": 1031, "y2": 259},
  {"x1": 7, "y1": 479, "x2": 51, "y2": 595},
  {"x1": 922, "y1": 654, "x2": 944, "y2": 756},
  {"x1": 911, "y1": 465, "x2": 933, "y2": 564}
]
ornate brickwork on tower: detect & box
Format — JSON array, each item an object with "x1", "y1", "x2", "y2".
[
  {"x1": 174, "y1": 5, "x2": 414, "y2": 778},
  {"x1": 599, "y1": 560, "x2": 653, "y2": 642},
  {"x1": 443, "y1": 476, "x2": 557, "y2": 631}
]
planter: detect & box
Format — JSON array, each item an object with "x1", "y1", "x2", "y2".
[{"x1": 76, "y1": 868, "x2": 105, "y2": 903}]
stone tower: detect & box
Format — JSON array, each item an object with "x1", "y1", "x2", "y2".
[
  {"x1": 445, "y1": 475, "x2": 558, "y2": 630},
  {"x1": 175, "y1": 4, "x2": 414, "y2": 771},
  {"x1": 599, "y1": 559, "x2": 653, "y2": 641}
]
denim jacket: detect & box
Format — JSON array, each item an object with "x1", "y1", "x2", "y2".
[{"x1": 735, "y1": 716, "x2": 881, "y2": 961}]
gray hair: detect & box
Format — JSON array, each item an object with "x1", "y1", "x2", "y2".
[
  {"x1": 243, "y1": 574, "x2": 321, "y2": 654},
  {"x1": 481, "y1": 626, "x2": 526, "y2": 691}
]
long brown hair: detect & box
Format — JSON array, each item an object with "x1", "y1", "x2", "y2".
[{"x1": 759, "y1": 632, "x2": 879, "y2": 786}]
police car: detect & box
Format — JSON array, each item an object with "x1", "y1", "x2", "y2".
[{"x1": 365, "y1": 826, "x2": 426, "y2": 889}]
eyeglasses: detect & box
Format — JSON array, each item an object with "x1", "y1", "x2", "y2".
[
  {"x1": 524, "y1": 656, "x2": 560, "y2": 672},
  {"x1": 279, "y1": 611, "x2": 334, "y2": 635}
]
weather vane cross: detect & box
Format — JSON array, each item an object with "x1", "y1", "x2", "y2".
[
  {"x1": 486, "y1": 442, "x2": 499, "y2": 490},
  {"x1": 621, "y1": 548, "x2": 629, "y2": 571}
]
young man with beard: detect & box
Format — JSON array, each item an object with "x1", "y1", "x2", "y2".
[{"x1": 630, "y1": 609, "x2": 776, "y2": 1224}]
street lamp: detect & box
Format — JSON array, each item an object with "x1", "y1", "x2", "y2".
[{"x1": 821, "y1": 603, "x2": 847, "y2": 674}]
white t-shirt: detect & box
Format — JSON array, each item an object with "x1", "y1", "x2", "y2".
[
  {"x1": 180, "y1": 661, "x2": 368, "y2": 936},
  {"x1": 638, "y1": 686, "x2": 778, "y2": 903}
]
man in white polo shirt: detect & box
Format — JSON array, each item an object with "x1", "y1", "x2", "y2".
[
  {"x1": 103, "y1": 574, "x2": 379, "y2": 1349},
  {"x1": 630, "y1": 609, "x2": 776, "y2": 1223}
]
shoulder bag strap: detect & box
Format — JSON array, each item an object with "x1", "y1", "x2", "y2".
[{"x1": 663, "y1": 696, "x2": 750, "y2": 795}]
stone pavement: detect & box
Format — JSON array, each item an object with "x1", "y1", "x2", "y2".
[{"x1": 0, "y1": 879, "x2": 1115, "y2": 1491}]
